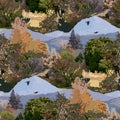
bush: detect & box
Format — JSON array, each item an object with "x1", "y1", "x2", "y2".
[
  {"x1": 99, "y1": 74, "x2": 118, "y2": 93},
  {"x1": 24, "y1": 97, "x2": 57, "y2": 120},
  {"x1": 85, "y1": 37, "x2": 113, "y2": 73},
  {"x1": 0, "y1": 110, "x2": 15, "y2": 120},
  {"x1": 60, "y1": 50, "x2": 75, "y2": 61},
  {"x1": 48, "y1": 59, "x2": 82, "y2": 88},
  {"x1": 0, "y1": 79, "x2": 12, "y2": 92}
]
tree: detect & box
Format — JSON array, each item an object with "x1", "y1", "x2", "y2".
[
  {"x1": 25, "y1": 0, "x2": 40, "y2": 12},
  {"x1": 48, "y1": 59, "x2": 82, "y2": 88},
  {"x1": 0, "y1": 34, "x2": 32, "y2": 85},
  {"x1": 62, "y1": 0, "x2": 93, "y2": 27},
  {"x1": 24, "y1": 93, "x2": 82, "y2": 120},
  {"x1": 15, "y1": 113, "x2": 24, "y2": 120},
  {"x1": 27, "y1": 0, "x2": 94, "y2": 32},
  {"x1": 0, "y1": 79, "x2": 12, "y2": 92},
  {"x1": 85, "y1": 37, "x2": 113, "y2": 72},
  {"x1": 55, "y1": 93, "x2": 81, "y2": 120},
  {"x1": 99, "y1": 74, "x2": 118, "y2": 93},
  {"x1": 0, "y1": 34, "x2": 10, "y2": 78},
  {"x1": 24, "y1": 97, "x2": 57, "y2": 120},
  {"x1": 10, "y1": 17, "x2": 48, "y2": 54},
  {"x1": 39, "y1": 0, "x2": 52, "y2": 13},
  {"x1": 68, "y1": 30, "x2": 82, "y2": 50},
  {"x1": 39, "y1": 13, "x2": 58, "y2": 33},
  {"x1": 75, "y1": 53, "x2": 84, "y2": 63},
  {"x1": 0, "y1": 0, "x2": 22, "y2": 28},
  {"x1": 9, "y1": 90, "x2": 22, "y2": 109},
  {"x1": 110, "y1": 39, "x2": 120, "y2": 76},
  {"x1": 70, "y1": 77, "x2": 108, "y2": 115},
  {"x1": 110, "y1": 0, "x2": 120, "y2": 27}
]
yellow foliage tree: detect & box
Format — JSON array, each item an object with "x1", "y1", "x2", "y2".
[
  {"x1": 70, "y1": 77, "x2": 108, "y2": 115},
  {"x1": 10, "y1": 17, "x2": 48, "y2": 54}
]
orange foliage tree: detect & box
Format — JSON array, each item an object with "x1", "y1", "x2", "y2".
[
  {"x1": 70, "y1": 77, "x2": 108, "y2": 115},
  {"x1": 10, "y1": 17, "x2": 48, "y2": 54}
]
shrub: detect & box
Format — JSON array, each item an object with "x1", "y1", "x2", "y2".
[
  {"x1": 48, "y1": 59, "x2": 82, "y2": 88},
  {"x1": 24, "y1": 97, "x2": 57, "y2": 120},
  {"x1": 99, "y1": 74, "x2": 118, "y2": 93},
  {"x1": 85, "y1": 37, "x2": 113, "y2": 73},
  {"x1": 60, "y1": 50, "x2": 75, "y2": 61},
  {"x1": 0, "y1": 110, "x2": 15, "y2": 120}
]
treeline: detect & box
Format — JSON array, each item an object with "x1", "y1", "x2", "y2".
[{"x1": 0, "y1": 0, "x2": 120, "y2": 32}]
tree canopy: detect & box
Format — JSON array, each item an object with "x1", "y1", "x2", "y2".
[{"x1": 85, "y1": 37, "x2": 114, "y2": 73}]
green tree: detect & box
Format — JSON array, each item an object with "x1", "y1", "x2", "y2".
[
  {"x1": 48, "y1": 59, "x2": 82, "y2": 88},
  {"x1": 25, "y1": 0, "x2": 39, "y2": 12},
  {"x1": 99, "y1": 74, "x2": 118, "y2": 93},
  {"x1": 110, "y1": 0, "x2": 120, "y2": 27},
  {"x1": 85, "y1": 37, "x2": 113, "y2": 72},
  {"x1": 0, "y1": 79, "x2": 12, "y2": 92},
  {"x1": 24, "y1": 93, "x2": 107, "y2": 120},
  {"x1": 24, "y1": 97, "x2": 57, "y2": 120},
  {"x1": 39, "y1": 13, "x2": 58, "y2": 33},
  {"x1": 1, "y1": 41, "x2": 32, "y2": 86},
  {"x1": 0, "y1": 0, "x2": 22, "y2": 28},
  {"x1": 36, "y1": 0, "x2": 94, "y2": 32},
  {"x1": 15, "y1": 113, "x2": 24, "y2": 120},
  {"x1": 24, "y1": 94, "x2": 82, "y2": 120},
  {"x1": 100, "y1": 37, "x2": 120, "y2": 75},
  {"x1": 75, "y1": 53, "x2": 84, "y2": 63},
  {"x1": 0, "y1": 34, "x2": 9, "y2": 78},
  {"x1": 39, "y1": 0, "x2": 52, "y2": 13},
  {"x1": 62, "y1": 0, "x2": 93, "y2": 27}
]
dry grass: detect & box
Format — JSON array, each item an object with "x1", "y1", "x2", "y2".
[
  {"x1": 82, "y1": 70, "x2": 107, "y2": 87},
  {"x1": 22, "y1": 10, "x2": 47, "y2": 27}
]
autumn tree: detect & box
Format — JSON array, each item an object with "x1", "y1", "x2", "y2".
[
  {"x1": 10, "y1": 17, "x2": 48, "y2": 54},
  {"x1": 70, "y1": 77, "x2": 108, "y2": 115}
]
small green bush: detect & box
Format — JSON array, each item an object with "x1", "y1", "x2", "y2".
[{"x1": 0, "y1": 110, "x2": 15, "y2": 120}]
